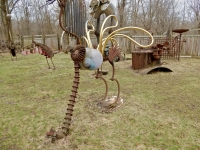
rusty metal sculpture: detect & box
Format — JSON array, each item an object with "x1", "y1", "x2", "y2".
[
  {"x1": 32, "y1": 41, "x2": 56, "y2": 70},
  {"x1": 172, "y1": 29, "x2": 189, "y2": 61},
  {"x1": 46, "y1": 0, "x2": 154, "y2": 142},
  {"x1": 82, "y1": 15, "x2": 154, "y2": 109},
  {"x1": 7, "y1": 41, "x2": 17, "y2": 61}
]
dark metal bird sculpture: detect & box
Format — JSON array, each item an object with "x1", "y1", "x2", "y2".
[
  {"x1": 32, "y1": 41, "x2": 55, "y2": 70},
  {"x1": 7, "y1": 41, "x2": 17, "y2": 61}
]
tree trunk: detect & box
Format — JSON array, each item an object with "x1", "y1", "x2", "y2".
[{"x1": 0, "y1": 0, "x2": 13, "y2": 42}]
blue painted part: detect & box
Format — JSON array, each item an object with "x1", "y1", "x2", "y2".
[{"x1": 84, "y1": 58, "x2": 96, "y2": 70}]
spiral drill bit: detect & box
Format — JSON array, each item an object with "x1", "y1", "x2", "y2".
[{"x1": 49, "y1": 45, "x2": 85, "y2": 142}]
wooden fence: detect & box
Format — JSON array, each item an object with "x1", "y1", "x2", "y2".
[
  {"x1": 13, "y1": 34, "x2": 60, "y2": 51},
  {"x1": 11, "y1": 34, "x2": 200, "y2": 56}
]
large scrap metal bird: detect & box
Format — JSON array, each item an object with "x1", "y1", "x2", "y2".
[{"x1": 45, "y1": 0, "x2": 154, "y2": 142}]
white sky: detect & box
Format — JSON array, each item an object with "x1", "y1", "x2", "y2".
[{"x1": 111, "y1": 0, "x2": 117, "y2": 6}]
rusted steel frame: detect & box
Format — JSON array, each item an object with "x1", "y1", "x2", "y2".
[
  {"x1": 95, "y1": 68, "x2": 108, "y2": 101},
  {"x1": 109, "y1": 61, "x2": 120, "y2": 101}
]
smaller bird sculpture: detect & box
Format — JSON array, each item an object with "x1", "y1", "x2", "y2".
[
  {"x1": 7, "y1": 41, "x2": 17, "y2": 61},
  {"x1": 32, "y1": 41, "x2": 56, "y2": 70}
]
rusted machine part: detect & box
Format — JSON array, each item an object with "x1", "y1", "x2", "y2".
[
  {"x1": 48, "y1": 45, "x2": 86, "y2": 142},
  {"x1": 50, "y1": 62, "x2": 80, "y2": 142},
  {"x1": 95, "y1": 68, "x2": 109, "y2": 101},
  {"x1": 96, "y1": 45, "x2": 123, "y2": 111},
  {"x1": 70, "y1": 44, "x2": 86, "y2": 61},
  {"x1": 99, "y1": 62, "x2": 123, "y2": 111}
]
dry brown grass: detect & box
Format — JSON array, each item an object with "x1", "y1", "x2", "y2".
[{"x1": 0, "y1": 53, "x2": 200, "y2": 150}]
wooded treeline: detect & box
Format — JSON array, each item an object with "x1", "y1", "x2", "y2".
[{"x1": 0, "y1": 0, "x2": 200, "y2": 42}]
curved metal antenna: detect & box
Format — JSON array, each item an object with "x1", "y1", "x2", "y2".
[
  {"x1": 80, "y1": 36, "x2": 89, "y2": 47},
  {"x1": 97, "y1": 15, "x2": 154, "y2": 55},
  {"x1": 98, "y1": 15, "x2": 118, "y2": 53},
  {"x1": 85, "y1": 21, "x2": 95, "y2": 48},
  {"x1": 102, "y1": 30, "x2": 153, "y2": 52}
]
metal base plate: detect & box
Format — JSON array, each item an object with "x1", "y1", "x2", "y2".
[{"x1": 98, "y1": 96, "x2": 123, "y2": 112}]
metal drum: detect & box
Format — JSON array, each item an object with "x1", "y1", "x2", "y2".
[{"x1": 132, "y1": 50, "x2": 153, "y2": 70}]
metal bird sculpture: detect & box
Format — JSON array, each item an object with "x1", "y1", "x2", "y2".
[
  {"x1": 7, "y1": 41, "x2": 17, "y2": 61},
  {"x1": 46, "y1": 0, "x2": 154, "y2": 142},
  {"x1": 32, "y1": 41, "x2": 55, "y2": 70}
]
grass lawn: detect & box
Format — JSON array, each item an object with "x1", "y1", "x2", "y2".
[{"x1": 0, "y1": 52, "x2": 200, "y2": 150}]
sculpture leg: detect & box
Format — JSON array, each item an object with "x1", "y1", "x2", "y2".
[
  {"x1": 47, "y1": 61, "x2": 80, "y2": 143},
  {"x1": 50, "y1": 58, "x2": 56, "y2": 70},
  {"x1": 107, "y1": 61, "x2": 123, "y2": 111},
  {"x1": 46, "y1": 57, "x2": 51, "y2": 69},
  {"x1": 95, "y1": 68, "x2": 109, "y2": 101},
  {"x1": 96, "y1": 62, "x2": 123, "y2": 111}
]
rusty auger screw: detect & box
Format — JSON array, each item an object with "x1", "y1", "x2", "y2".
[
  {"x1": 48, "y1": 44, "x2": 85, "y2": 143},
  {"x1": 52, "y1": 62, "x2": 80, "y2": 142}
]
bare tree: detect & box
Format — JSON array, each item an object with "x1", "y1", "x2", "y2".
[
  {"x1": 117, "y1": 0, "x2": 130, "y2": 27},
  {"x1": 0, "y1": 0, "x2": 197, "y2": 42},
  {"x1": 117, "y1": 0, "x2": 184, "y2": 35},
  {"x1": 0, "y1": 0, "x2": 20, "y2": 41},
  {"x1": 186, "y1": 0, "x2": 200, "y2": 34},
  {"x1": 11, "y1": 0, "x2": 60, "y2": 36}
]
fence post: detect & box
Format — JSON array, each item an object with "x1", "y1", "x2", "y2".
[
  {"x1": 42, "y1": 34, "x2": 45, "y2": 44},
  {"x1": 21, "y1": 35, "x2": 24, "y2": 49},
  {"x1": 57, "y1": 34, "x2": 60, "y2": 50}
]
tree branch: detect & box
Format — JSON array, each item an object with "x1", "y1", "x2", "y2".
[{"x1": 9, "y1": 0, "x2": 20, "y2": 13}]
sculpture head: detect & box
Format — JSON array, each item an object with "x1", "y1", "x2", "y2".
[{"x1": 89, "y1": 0, "x2": 100, "y2": 12}]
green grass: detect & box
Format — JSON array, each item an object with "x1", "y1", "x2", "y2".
[{"x1": 0, "y1": 53, "x2": 200, "y2": 150}]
